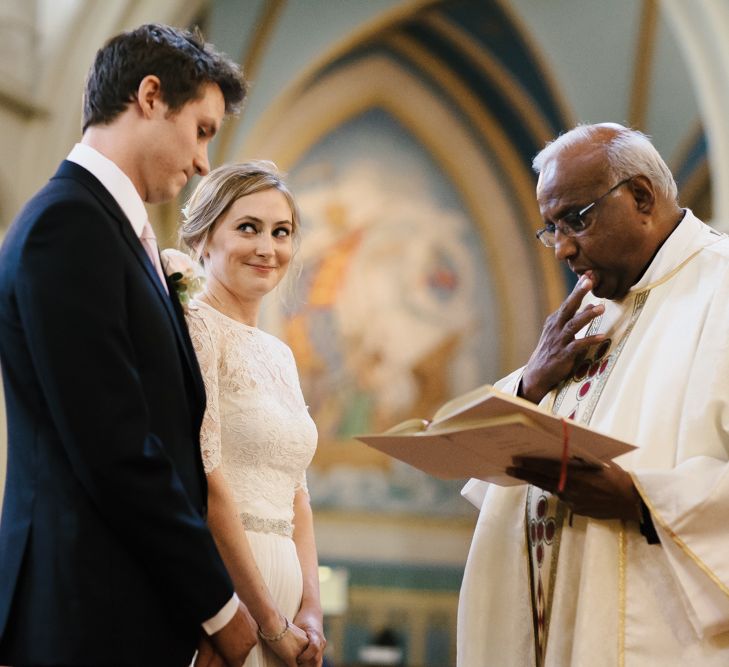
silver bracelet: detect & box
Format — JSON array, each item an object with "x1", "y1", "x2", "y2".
[{"x1": 258, "y1": 617, "x2": 289, "y2": 642}]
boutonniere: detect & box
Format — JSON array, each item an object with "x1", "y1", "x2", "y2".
[{"x1": 160, "y1": 248, "x2": 205, "y2": 308}]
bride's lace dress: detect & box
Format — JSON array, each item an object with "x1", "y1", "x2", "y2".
[{"x1": 186, "y1": 299, "x2": 318, "y2": 667}]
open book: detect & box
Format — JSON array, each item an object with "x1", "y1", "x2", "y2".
[{"x1": 355, "y1": 384, "x2": 635, "y2": 487}]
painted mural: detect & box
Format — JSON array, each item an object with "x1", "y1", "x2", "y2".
[
  {"x1": 249, "y1": 0, "x2": 577, "y2": 521},
  {"x1": 261, "y1": 109, "x2": 499, "y2": 517}
]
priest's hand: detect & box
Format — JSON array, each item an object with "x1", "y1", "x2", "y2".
[
  {"x1": 520, "y1": 274, "x2": 605, "y2": 405},
  {"x1": 506, "y1": 457, "x2": 642, "y2": 521}
]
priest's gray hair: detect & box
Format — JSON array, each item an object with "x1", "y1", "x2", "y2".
[{"x1": 532, "y1": 123, "x2": 678, "y2": 201}]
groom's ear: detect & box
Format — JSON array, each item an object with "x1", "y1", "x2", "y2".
[{"x1": 136, "y1": 75, "x2": 166, "y2": 119}]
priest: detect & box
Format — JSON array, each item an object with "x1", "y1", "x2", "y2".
[{"x1": 458, "y1": 123, "x2": 729, "y2": 666}]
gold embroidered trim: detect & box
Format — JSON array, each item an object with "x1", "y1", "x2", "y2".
[
  {"x1": 618, "y1": 525, "x2": 627, "y2": 667},
  {"x1": 632, "y1": 475, "x2": 729, "y2": 599},
  {"x1": 583, "y1": 292, "x2": 649, "y2": 421},
  {"x1": 544, "y1": 501, "x2": 566, "y2": 658},
  {"x1": 524, "y1": 492, "x2": 540, "y2": 666},
  {"x1": 524, "y1": 487, "x2": 566, "y2": 667},
  {"x1": 551, "y1": 311, "x2": 603, "y2": 416},
  {"x1": 629, "y1": 247, "x2": 705, "y2": 294}
]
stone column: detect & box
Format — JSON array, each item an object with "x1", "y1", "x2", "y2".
[
  {"x1": 0, "y1": 0, "x2": 37, "y2": 93},
  {"x1": 662, "y1": 0, "x2": 729, "y2": 229}
]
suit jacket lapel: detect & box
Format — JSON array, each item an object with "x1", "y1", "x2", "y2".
[
  {"x1": 118, "y1": 221, "x2": 205, "y2": 397},
  {"x1": 166, "y1": 274, "x2": 207, "y2": 411},
  {"x1": 54, "y1": 161, "x2": 206, "y2": 409}
]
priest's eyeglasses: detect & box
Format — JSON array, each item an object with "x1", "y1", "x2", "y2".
[{"x1": 536, "y1": 178, "x2": 633, "y2": 248}]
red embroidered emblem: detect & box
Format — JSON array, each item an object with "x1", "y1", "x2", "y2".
[
  {"x1": 572, "y1": 339, "x2": 612, "y2": 403},
  {"x1": 528, "y1": 492, "x2": 560, "y2": 661}
]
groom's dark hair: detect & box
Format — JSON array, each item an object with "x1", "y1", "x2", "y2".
[{"x1": 82, "y1": 23, "x2": 247, "y2": 132}]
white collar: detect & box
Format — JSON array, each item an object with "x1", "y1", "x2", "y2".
[
  {"x1": 66, "y1": 143, "x2": 148, "y2": 238},
  {"x1": 629, "y1": 209, "x2": 725, "y2": 293}
]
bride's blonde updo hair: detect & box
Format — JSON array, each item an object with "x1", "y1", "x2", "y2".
[{"x1": 179, "y1": 160, "x2": 301, "y2": 262}]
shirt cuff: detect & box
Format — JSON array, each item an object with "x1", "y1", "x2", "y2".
[
  {"x1": 638, "y1": 498, "x2": 660, "y2": 545},
  {"x1": 202, "y1": 593, "x2": 239, "y2": 636}
]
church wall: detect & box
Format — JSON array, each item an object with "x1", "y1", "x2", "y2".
[{"x1": 0, "y1": 2, "x2": 727, "y2": 664}]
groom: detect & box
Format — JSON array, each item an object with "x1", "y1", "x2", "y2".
[{"x1": 0, "y1": 24, "x2": 255, "y2": 666}]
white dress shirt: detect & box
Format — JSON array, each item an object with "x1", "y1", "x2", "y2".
[{"x1": 67, "y1": 143, "x2": 148, "y2": 237}]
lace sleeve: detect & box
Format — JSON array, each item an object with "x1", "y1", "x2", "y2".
[
  {"x1": 286, "y1": 343, "x2": 312, "y2": 495},
  {"x1": 186, "y1": 310, "x2": 222, "y2": 474}
]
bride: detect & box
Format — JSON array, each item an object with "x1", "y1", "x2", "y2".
[{"x1": 168, "y1": 161, "x2": 325, "y2": 667}]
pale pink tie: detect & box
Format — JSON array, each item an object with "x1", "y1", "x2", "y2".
[{"x1": 140, "y1": 221, "x2": 169, "y2": 294}]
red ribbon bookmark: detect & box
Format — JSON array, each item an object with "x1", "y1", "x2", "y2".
[{"x1": 558, "y1": 417, "x2": 570, "y2": 494}]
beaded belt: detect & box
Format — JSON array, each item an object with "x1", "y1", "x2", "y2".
[{"x1": 240, "y1": 512, "x2": 293, "y2": 538}]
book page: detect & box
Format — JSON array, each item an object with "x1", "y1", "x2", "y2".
[
  {"x1": 356, "y1": 388, "x2": 635, "y2": 487},
  {"x1": 429, "y1": 386, "x2": 633, "y2": 463},
  {"x1": 428, "y1": 413, "x2": 537, "y2": 435},
  {"x1": 384, "y1": 418, "x2": 431, "y2": 435},
  {"x1": 358, "y1": 420, "x2": 532, "y2": 484},
  {"x1": 430, "y1": 383, "x2": 495, "y2": 423},
  {"x1": 444, "y1": 419, "x2": 603, "y2": 468},
  {"x1": 358, "y1": 414, "x2": 602, "y2": 486},
  {"x1": 432, "y1": 384, "x2": 537, "y2": 426}
]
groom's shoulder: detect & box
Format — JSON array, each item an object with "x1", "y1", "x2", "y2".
[
  {"x1": 14, "y1": 162, "x2": 100, "y2": 221},
  {"x1": 11, "y1": 161, "x2": 115, "y2": 230},
  {"x1": 1, "y1": 165, "x2": 119, "y2": 269}
]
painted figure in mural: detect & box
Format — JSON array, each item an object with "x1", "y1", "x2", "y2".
[
  {"x1": 280, "y1": 159, "x2": 490, "y2": 517},
  {"x1": 458, "y1": 123, "x2": 729, "y2": 665},
  {"x1": 0, "y1": 23, "x2": 256, "y2": 666},
  {"x1": 169, "y1": 160, "x2": 326, "y2": 667}
]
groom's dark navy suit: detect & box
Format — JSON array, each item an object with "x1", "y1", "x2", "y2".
[{"x1": 0, "y1": 161, "x2": 234, "y2": 666}]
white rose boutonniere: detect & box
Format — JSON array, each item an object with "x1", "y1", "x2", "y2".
[{"x1": 160, "y1": 248, "x2": 205, "y2": 308}]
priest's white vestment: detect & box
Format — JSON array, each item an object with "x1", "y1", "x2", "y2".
[{"x1": 458, "y1": 211, "x2": 729, "y2": 666}]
